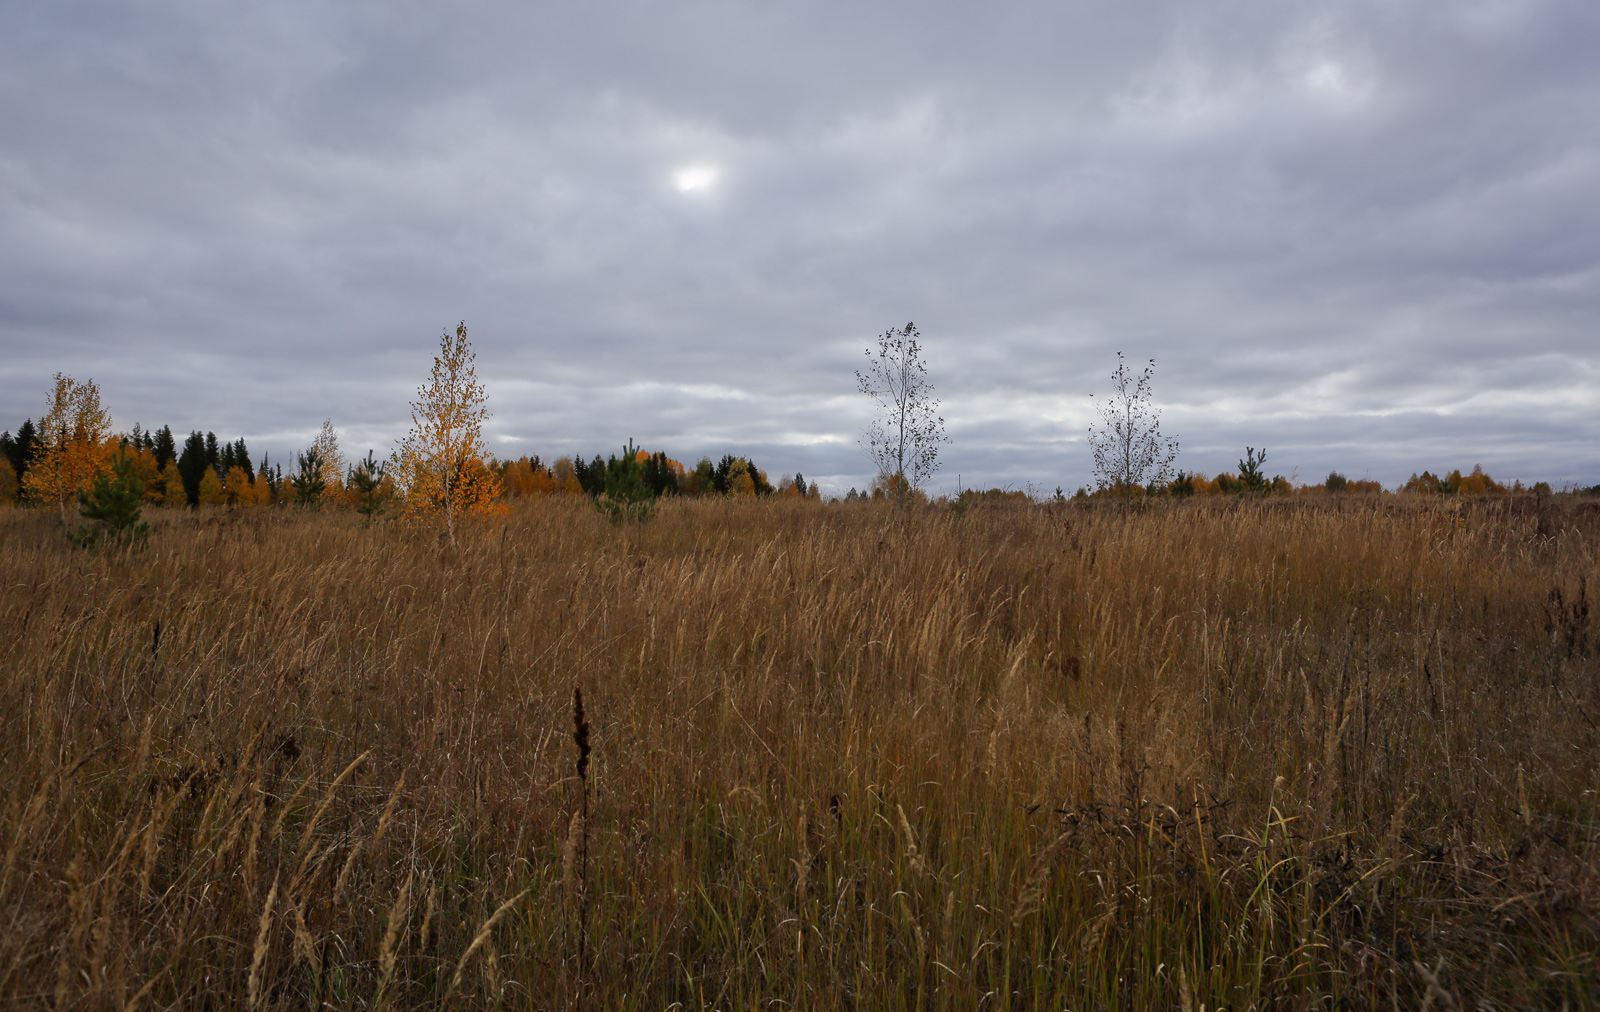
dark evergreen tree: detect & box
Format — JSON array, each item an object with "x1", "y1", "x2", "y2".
[
  {"x1": 794, "y1": 472, "x2": 809, "y2": 499},
  {"x1": 232, "y1": 439, "x2": 253, "y2": 481},
  {"x1": 290, "y1": 448, "x2": 326, "y2": 504},
  {"x1": 3, "y1": 419, "x2": 37, "y2": 484},
  {"x1": 152, "y1": 426, "x2": 177, "y2": 468},
  {"x1": 219, "y1": 441, "x2": 236, "y2": 477},
  {"x1": 574, "y1": 454, "x2": 607, "y2": 496},
  {"x1": 711, "y1": 454, "x2": 774, "y2": 496},
  {"x1": 0, "y1": 429, "x2": 16, "y2": 480},
  {"x1": 177, "y1": 431, "x2": 209, "y2": 506},
  {"x1": 712, "y1": 454, "x2": 737, "y2": 494},
  {"x1": 204, "y1": 432, "x2": 221, "y2": 475},
  {"x1": 642, "y1": 452, "x2": 679, "y2": 497},
  {"x1": 259, "y1": 453, "x2": 281, "y2": 498},
  {"x1": 347, "y1": 451, "x2": 387, "y2": 517},
  {"x1": 1238, "y1": 447, "x2": 1269, "y2": 494},
  {"x1": 750, "y1": 461, "x2": 774, "y2": 496}
]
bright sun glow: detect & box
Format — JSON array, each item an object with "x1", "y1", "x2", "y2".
[{"x1": 672, "y1": 165, "x2": 719, "y2": 192}]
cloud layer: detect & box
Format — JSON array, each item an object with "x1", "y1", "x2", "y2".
[{"x1": 3, "y1": 0, "x2": 1598, "y2": 492}]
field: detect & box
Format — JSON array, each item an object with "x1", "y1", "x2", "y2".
[{"x1": 1, "y1": 495, "x2": 1597, "y2": 1010}]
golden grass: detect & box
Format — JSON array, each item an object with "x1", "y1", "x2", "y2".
[{"x1": 1, "y1": 494, "x2": 1597, "y2": 1009}]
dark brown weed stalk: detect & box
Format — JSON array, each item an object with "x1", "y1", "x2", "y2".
[{"x1": 566, "y1": 686, "x2": 592, "y2": 1002}]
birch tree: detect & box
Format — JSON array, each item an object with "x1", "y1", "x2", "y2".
[
  {"x1": 392, "y1": 322, "x2": 506, "y2": 541},
  {"x1": 856, "y1": 322, "x2": 948, "y2": 496},
  {"x1": 1088, "y1": 353, "x2": 1178, "y2": 508},
  {"x1": 24, "y1": 374, "x2": 113, "y2": 519},
  {"x1": 311, "y1": 419, "x2": 345, "y2": 495}
]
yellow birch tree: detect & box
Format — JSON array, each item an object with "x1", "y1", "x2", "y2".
[
  {"x1": 392, "y1": 322, "x2": 506, "y2": 541},
  {"x1": 24, "y1": 374, "x2": 114, "y2": 519},
  {"x1": 311, "y1": 419, "x2": 345, "y2": 498}
]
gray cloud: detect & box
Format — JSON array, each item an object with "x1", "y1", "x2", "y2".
[{"x1": 3, "y1": 0, "x2": 1597, "y2": 493}]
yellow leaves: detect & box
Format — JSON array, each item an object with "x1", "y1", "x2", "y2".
[
  {"x1": 198, "y1": 469, "x2": 225, "y2": 506},
  {"x1": 311, "y1": 419, "x2": 345, "y2": 494},
  {"x1": 151, "y1": 461, "x2": 184, "y2": 505},
  {"x1": 393, "y1": 322, "x2": 505, "y2": 541},
  {"x1": 224, "y1": 466, "x2": 265, "y2": 506},
  {"x1": 24, "y1": 374, "x2": 114, "y2": 518},
  {"x1": 726, "y1": 459, "x2": 755, "y2": 496},
  {"x1": 251, "y1": 470, "x2": 276, "y2": 506}
]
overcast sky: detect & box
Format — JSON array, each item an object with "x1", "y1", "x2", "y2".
[{"x1": 3, "y1": 0, "x2": 1597, "y2": 493}]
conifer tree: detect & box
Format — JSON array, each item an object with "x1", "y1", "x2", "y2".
[
  {"x1": 152, "y1": 426, "x2": 176, "y2": 469},
  {"x1": 69, "y1": 455, "x2": 149, "y2": 548},
  {"x1": 177, "y1": 432, "x2": 208, "y2": 506},
  {"x1": 232, "y1": 438, "x2": 253, "y2": 482},
  {"x1": 347, "y1": 451, "x2": 389, "y2": 517},
  {"x1": 12, "y1": 420, "x2": 38, "y2": 483},
  {"x1": 291, "y1": 448, "x2": 327, "y2": 505}
]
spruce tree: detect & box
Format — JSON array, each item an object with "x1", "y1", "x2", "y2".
[
  {"x1": 259, "y1": 453, "x2": 281, "y2": 499},
  {"x1": 233, "y1": 439, "x2": 253, "y2": 481},
  {"x1": 152, "y1": 426, "x2": 177, "y2": 468},
  {"x1": 642, "y1": 452, "x2": 679, "y2": 497},
  {"x1": 177, "y1": 431, "x2": 209, "y2": 506},
  {"x1": 4, "y1": 419, "x2": 37, "y2": 485}
]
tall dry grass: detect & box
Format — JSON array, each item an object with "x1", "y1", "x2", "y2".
[{"x1": 0, "y1": 494, "x2": 1596, "y2": 1009}]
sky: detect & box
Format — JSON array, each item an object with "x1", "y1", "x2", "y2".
[{"x1": 2, "y1": 0, "x2": 1598, "y2": 495}]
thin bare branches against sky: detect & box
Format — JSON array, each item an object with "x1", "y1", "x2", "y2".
[{"x1": 2, "y1": 1, "x2": 1597, "y2": 492}]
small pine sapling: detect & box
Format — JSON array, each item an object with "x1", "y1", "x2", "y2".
[
  {"x1": 1238, "y1": 447, "x2": 1269, "y2": 494},
  {"x1": 69, "y1": 456, "x2": 150, "y2": 548},
  {"x1": 347, "y1": 451, "x2": 389, "y2": 517}
]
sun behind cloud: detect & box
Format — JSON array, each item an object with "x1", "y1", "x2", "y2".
[{"x1": 672, "y1": 165, "x2": 719, "y2": 193}]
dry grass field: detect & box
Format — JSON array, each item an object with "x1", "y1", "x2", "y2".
[{"x1": 1, "y1": 495, "x2": 1597, "y2": 1010}]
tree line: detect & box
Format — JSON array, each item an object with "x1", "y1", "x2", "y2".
[
  {"x1": 0, "y1": 323, "x2": 812, "y2": 535},
  {"x1": 0, "y1": 413, "x2": 809, "y2": 511},
  {"x1": 1, "y1": 321, "x2": 1576, "y2": 525}
]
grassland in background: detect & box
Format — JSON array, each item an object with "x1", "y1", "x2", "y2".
[{"x1": 1, "y1": 495, "x2": 1596, "y2": 1010}]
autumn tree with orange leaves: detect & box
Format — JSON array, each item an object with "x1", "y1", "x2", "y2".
[
  {"x1": 24, "y1": 374, "x2": 114, "y2": 519},
  {"x1": 392, "y1": 322, "x2": 506, "y2": 542}
]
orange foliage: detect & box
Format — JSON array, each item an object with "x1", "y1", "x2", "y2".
[
  {"x1": 24, "y1": 374, "x2": 114, "y2": 519},
  {"x1": 392, "y1": 323, "x2": 507, "y2": 541}
]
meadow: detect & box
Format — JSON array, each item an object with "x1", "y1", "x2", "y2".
[{"x1": 1, "y1": 494, "x2": 1596, "y2": 1010}]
